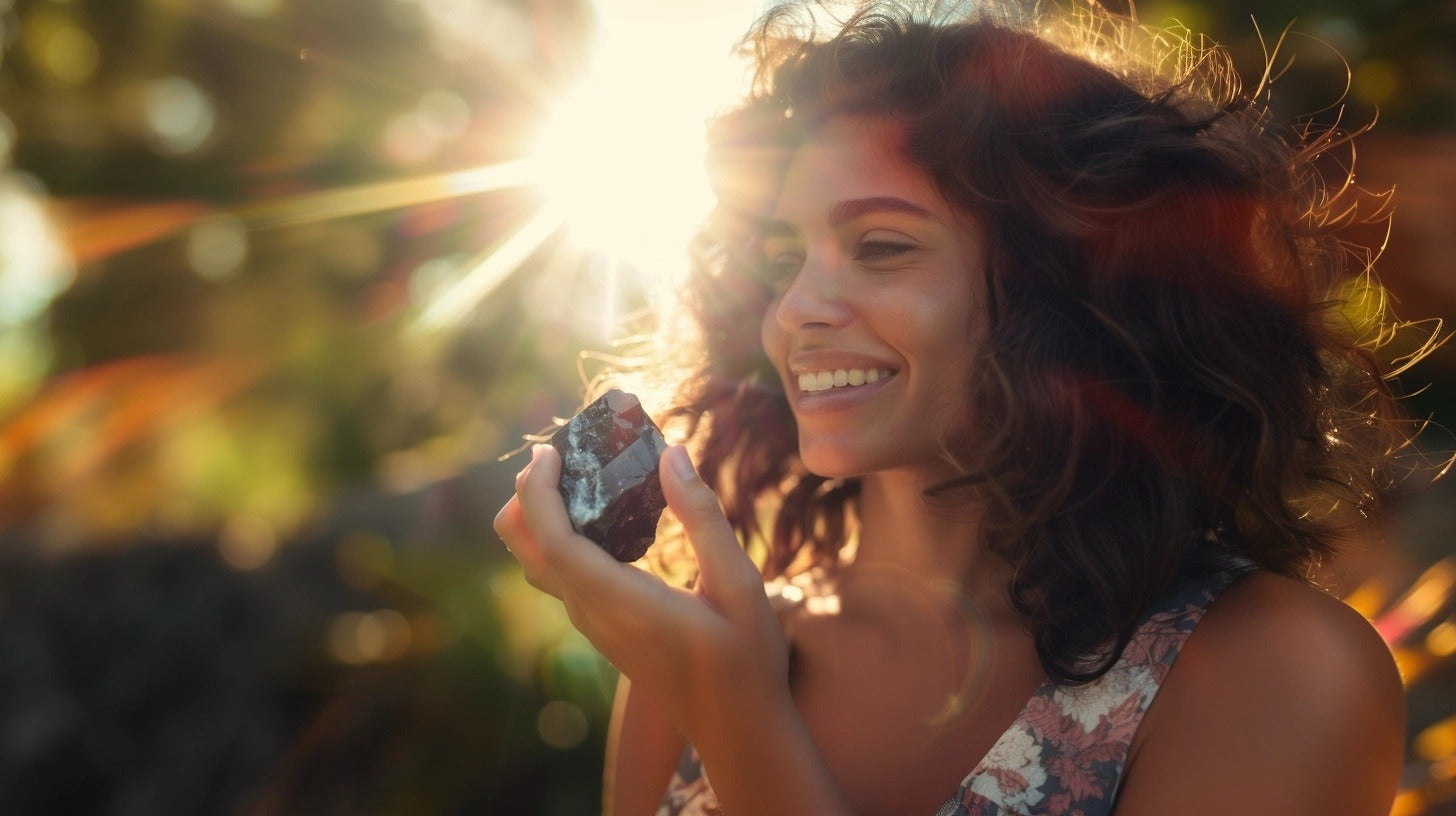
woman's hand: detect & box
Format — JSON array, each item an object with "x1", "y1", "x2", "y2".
[{"x1": 492, "y1": 443, "x2": 790, "y2": 743}]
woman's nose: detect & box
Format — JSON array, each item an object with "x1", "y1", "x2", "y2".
[{"x1": 773, "y1": 255, "x2": 852, "y2": 333}]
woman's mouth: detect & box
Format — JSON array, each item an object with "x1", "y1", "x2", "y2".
[
  {"x1": 791, "y1": 368, "x2": 898, "y2": 414},
  {"x1": 796, "y1": 367, "x2": 896, "y2": 393}
]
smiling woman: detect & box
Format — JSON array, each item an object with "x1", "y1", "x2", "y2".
[
  {"x1": 758, "y1": 116, "x2": 986, "y2": 481},
  {"x1": 494, "y1": 2, "x2": 1427, "y2": 815}
]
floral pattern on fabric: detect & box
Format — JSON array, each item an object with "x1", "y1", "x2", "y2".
[
  {"x1": 946, "y1": 555, "x2": 1256, "y2": 816},
  {"x1": 654, "y1": 745, "x2": 723, "y2": 816},
  {"x1": 656, "y1": 554, "x2": 1256, "y2": 816}
]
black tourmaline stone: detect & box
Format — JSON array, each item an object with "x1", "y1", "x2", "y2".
[{"x1": 549, "y1": 389, "x2": 668, "y2": 562}]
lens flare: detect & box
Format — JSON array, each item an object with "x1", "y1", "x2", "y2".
[{"x1": 526, "y1": 1, "x2": 755, "y2": 296}]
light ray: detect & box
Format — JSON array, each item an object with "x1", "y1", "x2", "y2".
[
  {"x1": 525, "y1": 1, "x2": 759, "y2": 297},
  {"x1": 0, "y1": 355, "x2": 261, "y2": 516},
  {"x1": 49, "y1": 161, "x2": 538, "y2": 268},
  {"x1": 235, "y1": 159, "x2": 535, "y2": 230},
  {"x1": 414, "y1": 207, "x2": 563, "y2": 331},
  {"x1": 54, "y1": 199, "x2": 210, "y2": 265},
  {"x1": 599, "y1": 255, "x2": 620, "y2": 341}
]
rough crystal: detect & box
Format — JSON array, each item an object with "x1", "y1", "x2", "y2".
[{"x1": 549, "y1": 389, "x2": 668, "y2": 562}]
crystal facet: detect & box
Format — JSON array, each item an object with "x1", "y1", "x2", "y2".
[{"x1": 550, "y1": 389, "x2": 668, "y2": 562}]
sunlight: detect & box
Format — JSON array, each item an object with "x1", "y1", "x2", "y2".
[
  {"x1": 45, "y1": 2, "x2": 765, "y2": 339},
  {"x1": 414, "y1": 208, "x2": 563, "y2": 331},
  {"x1": 527, "y1": 1, "x2": 758, "y2": 301},
  {"x1": 234, "y1": 160, "x2": 534, "y2": 230}
]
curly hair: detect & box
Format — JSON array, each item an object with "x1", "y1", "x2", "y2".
[{"x1": 595, "y1": 1, "x2": 1431, "y2": 684}]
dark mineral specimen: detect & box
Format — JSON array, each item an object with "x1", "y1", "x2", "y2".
[{"x1": 549, "y1": 389, "x2": 668, "y2": 562}]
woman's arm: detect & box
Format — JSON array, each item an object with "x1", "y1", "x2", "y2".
[
  {"x1": 1112, "y1": 572, "x2": 1405, "y2": 815},
  {"x1": 688, "y1": 675, "x2": 860, "y2": 816},
  {"x1": 603, "y1": 674, "x2": 687, "y2": 816}
]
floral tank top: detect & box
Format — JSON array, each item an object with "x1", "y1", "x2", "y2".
[{"x1": 654, "y1": 548, "x2": 1259, "y2": 816}]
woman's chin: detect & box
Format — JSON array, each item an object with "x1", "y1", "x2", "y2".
[{"x1": 797, "y1": 445, "x2": 873, "y2": 481}]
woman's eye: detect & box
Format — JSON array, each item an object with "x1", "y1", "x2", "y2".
[
  {"x1": 854, "y1": 241, "x2": 915, "y2": 262},
  {"x1": 764, "y1": 256, "x2": 802, "y2": 291}
]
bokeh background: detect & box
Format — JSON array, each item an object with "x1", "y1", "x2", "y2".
[{"x1": 0, "y1": 0, "x2": 1451, "y2": 814}]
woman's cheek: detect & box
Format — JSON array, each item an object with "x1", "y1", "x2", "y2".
[{"x1": 760, "y1": 305, "x2": 788, "y2": 371}]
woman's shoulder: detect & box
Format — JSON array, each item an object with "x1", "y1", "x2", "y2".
[
  {"x1": 1117, "y1": 569, "x2": 1405, "y2": 814},
  {"x1": 1177, "y1": 569, "x2": 1402, "y2": 689}
]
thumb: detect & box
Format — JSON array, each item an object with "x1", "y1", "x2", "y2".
[{"x1": 659, "y1": 445, "x2": 762, "y2": 606}]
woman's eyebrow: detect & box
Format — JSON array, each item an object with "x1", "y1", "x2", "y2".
[
  {"x1": 828, "y1": 196, "x2": 938, "y2": 226},
  {"x1": 761, "y1": 196, "x2": 939, "y2": 240}
]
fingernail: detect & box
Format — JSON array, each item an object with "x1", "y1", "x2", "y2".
[{"x1": 668, "y1": 445, "x2": 698, "y2": 483}]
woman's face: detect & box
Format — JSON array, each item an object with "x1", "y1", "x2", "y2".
[{"x1": 759, "y1": 116, "x2": 988, "y2": 481}]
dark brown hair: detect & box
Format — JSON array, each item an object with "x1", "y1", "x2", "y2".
[{"x1": 603, "y1": 2, "x2": 1434, "y2": 684}]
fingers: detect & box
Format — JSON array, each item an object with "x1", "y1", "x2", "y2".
[
  {"x1": 514, "y1": 444, "x2": 691, "y2": 657},
  {"x1": 516, "y1": 445, "x2": 576, "y2": 543},
  {"x1": 504, "y1": 443, "x2": 785, "y2": 703},
  {"x1": 491, "y1": 493, "x2": 520, "y2": 547},
  {"x1": 517, "y1": 444, "x2": 621, "y2": 593},
  {"x1": 658, "y1": 445, "x2": 764, "y2": 609},
  {"x1": 492, "y1": 459, "x2": 534, "y2": 546},
  {"x1": 493, "y1": 491, "x2": 564, "y2": 599}
]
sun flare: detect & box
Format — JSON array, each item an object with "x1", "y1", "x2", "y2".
[
  {"x1": 526, "y1": 1, "x2": 757, "y2": 304},
  {"x1": 245, "y1": 0, "x2": 765, "y2": 338}
]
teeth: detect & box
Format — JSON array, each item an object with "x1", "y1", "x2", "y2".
[{"x1": 796, "y1": 368, "x2": 893, "y2": 393}]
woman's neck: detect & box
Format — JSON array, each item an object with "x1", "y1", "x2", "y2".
[{"x1": 845, "y1": 469, "x2": 1022, "y2": 628}]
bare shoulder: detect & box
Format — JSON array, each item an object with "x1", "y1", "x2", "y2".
[
  {"x1": 1175, "y1": 569, "x2": 1405, "y2": 690},
  {"x1": 1116, "y1": 570, "x2": 1406, "y2": 816}
]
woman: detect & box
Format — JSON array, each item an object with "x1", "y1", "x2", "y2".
[{"x1": 495, "y1": 3, "x2": 1413, "y2": 814}]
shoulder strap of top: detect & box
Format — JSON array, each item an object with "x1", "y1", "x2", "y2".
[{"x1": 940, "y1": 545, "x2": 1260, "y2": 816}]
